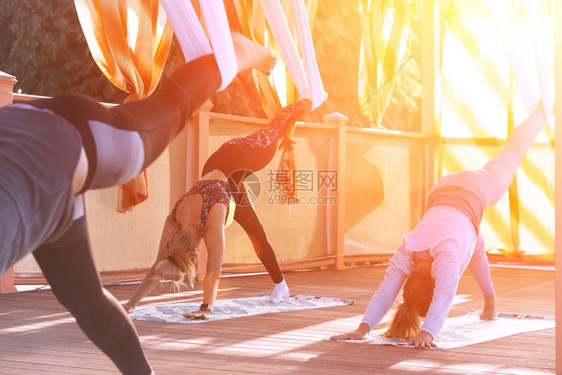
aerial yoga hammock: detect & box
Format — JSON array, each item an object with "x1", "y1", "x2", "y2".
[{"x1": 161, "y1": 0, "x2": 327, "y2": 196}]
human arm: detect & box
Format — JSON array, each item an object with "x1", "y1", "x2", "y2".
[
  {"x1": 331, "y1": 247, "x2": 412, "y2": 340},
  {"x1": 182, "y1": 222, "x2": 225, "y2": 320},
  {"x1": 468, "y1": 233, "x2": 496, "y2": 320},
  {"x1": 123, "y1": 215, "x2": 180, "y2": 313},
  {"x1": 123, "y1": 268, "x2": 159, "y2": 314},
  {"x1": 417, "y1": 250, "x2": 461, "y2": 341},
  {"x1": 361, "y1": 247, "x2": 413, "y2": 328}
]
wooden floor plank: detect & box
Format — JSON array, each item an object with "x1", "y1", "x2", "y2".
[{"x1": 0, "y1": 266, "x2": 555, "y2": 374}]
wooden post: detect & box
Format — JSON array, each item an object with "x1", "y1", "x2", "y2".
[
  {"x1": 324, "y1": 112, "x2": 347, "y2": 270},
  {"x1": 0, "y1": 71, "x2": 17, "y2": 107},
  {"x1": 554, "y1": 0, "x2": 562, "y2": 372},
  {"x1": 0, "y1": 71, "x2": 18, "y2": 292},
  {"x1": 421, "y1": 0, "x2": 440, "y2": 201},
  {"x1": 186, "y1": 100, "x2": 212, "y2": 190},
  {"x1": 186, "y1": 100, "x2": 212, "y2": 282}
]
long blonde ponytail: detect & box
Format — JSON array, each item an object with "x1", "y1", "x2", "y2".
[
  {"x1": 383, "y1": 300, "x2": 421, "y2": 339},
  {"x1": 383, "y1": 268, "x2": 435, "y2": 339},
  {"x1": 154, "y1": 232, "x2": 198, "y2": 288}
]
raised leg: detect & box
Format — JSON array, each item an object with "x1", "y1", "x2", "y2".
[
  {"x1": 480, "y1": 104, "x2": 547, "y2": 206},
  {"x1": 202, "y1": 99, "x2": 312, "y2": 178}
]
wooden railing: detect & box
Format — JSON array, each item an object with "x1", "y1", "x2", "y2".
[{"x1": 0, "y1": 72, "x2": 18, "y2": 292}]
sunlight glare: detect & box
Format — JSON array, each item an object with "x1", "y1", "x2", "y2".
[
  {"x1": 118, "y1": 286, "x2": 236, "y2": 304},
  {"x1": 441, "y1": 29, "x2": 507, "y2": 138},
  {"x1": 141, "y1": 335, "x2": 215, "y2": 350},
  {"x1": 127, "y1": 6, "x2": 139, "y2": 51},
  {"x1": 444, "y1": 362, "x2": 551, "y2": 375},
  {"x1": 451, "y1": 294, "x2": 471, "y2": 306},
  {"x1": 201, "y1": 315, "x2": 365, "y2": 358},
  {"x1": 381, "y1": 11, "x2": 394, "y2": 44},
  {"x1": 389, "y1": 360, "x2": 442, "y2": 371},
  {"x1": 271, "y1": 63, "x2": 288, "y2": 108},
  {"x1": 156, "y1": 2, "x2": 167, "y2": 38},
  {"x1": 0, "y1": 316, "x2": 75, "y2": 334}
]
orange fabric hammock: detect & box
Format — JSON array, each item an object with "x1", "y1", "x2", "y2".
[{"x1": 74, "y1": 0, "x2": 173, "y2": 212}]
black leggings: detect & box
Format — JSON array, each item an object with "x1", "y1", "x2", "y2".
[
  {"x1": 202, "y1": 100, "x2": 311, "y2": 284},
  {"x1": 27, "y1": 55, "x2": 222, "y2": 373},
  {"x1": 30, "y1": 54, "x2": 221, "y2": 191},
  {"x1": 33, "y1": 218, "x2": 151, "y2": 375}
]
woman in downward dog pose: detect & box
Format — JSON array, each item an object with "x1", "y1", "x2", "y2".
[
  {"x1": 0, "y1": 33, "x2": 276, "y2": 374},
  {"x1": 124, "y1": 99, "x2": 312, "y2": 319},
  {"x1": 330, "y1": 102, "x2": 549, "y2": 348}
]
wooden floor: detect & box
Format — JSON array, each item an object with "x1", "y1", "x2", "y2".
[{"x1": 0, "y1": 265, "x2": 555, "y2": 374}]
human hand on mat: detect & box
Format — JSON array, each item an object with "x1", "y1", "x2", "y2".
[
  {"x1": 330, "y1": 323, "x2": 369, "y2": 341},
  {"x1": 183, "y1": 309, "x2": 212, "y2": 320},
  {"x1": 122, "y1": 303, "x2": 134, "y2": 314},
  {"x1": 409, "y1": 330, "x2": 436, "y2": 349},
  {"x1": 330, "y1": 330, "x2": 364, "y2": 341}
]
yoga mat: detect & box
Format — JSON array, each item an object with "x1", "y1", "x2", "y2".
[
  {"x1": 333, "y1": 311, "x2": 554, "y2": 350},
  {"x1": 130, "y1": 294, "x2": 354, "y2": 324}
]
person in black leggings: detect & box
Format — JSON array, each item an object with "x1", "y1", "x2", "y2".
[
  {"x1": 0, "y1": 33, "x2": 277, "y2": 374},
  {"x1": 123, "y1": 99, "x2": 311, "y2": 320}
]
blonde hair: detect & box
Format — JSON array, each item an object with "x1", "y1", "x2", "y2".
[
  {"x1": 382, "y1": 267, "x2": 435, "y2": 339},
  {"x1": 154, "y1": 232, "x2": 198, "y2": 288}
]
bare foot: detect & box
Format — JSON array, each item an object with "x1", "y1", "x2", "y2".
[
  {"x1": 183, "y1": 309, "x2": 211, "y2": 320},
  {"x1": 231, "y1": 32, "x2": 277, "y2": 74},
  {"x1": 480, "y1": 294, "x2": 496, "y2": 320}
]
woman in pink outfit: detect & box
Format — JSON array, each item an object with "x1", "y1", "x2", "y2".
[{"x1": 331, "y1": 102, "x2": 549, "y2": 348}]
